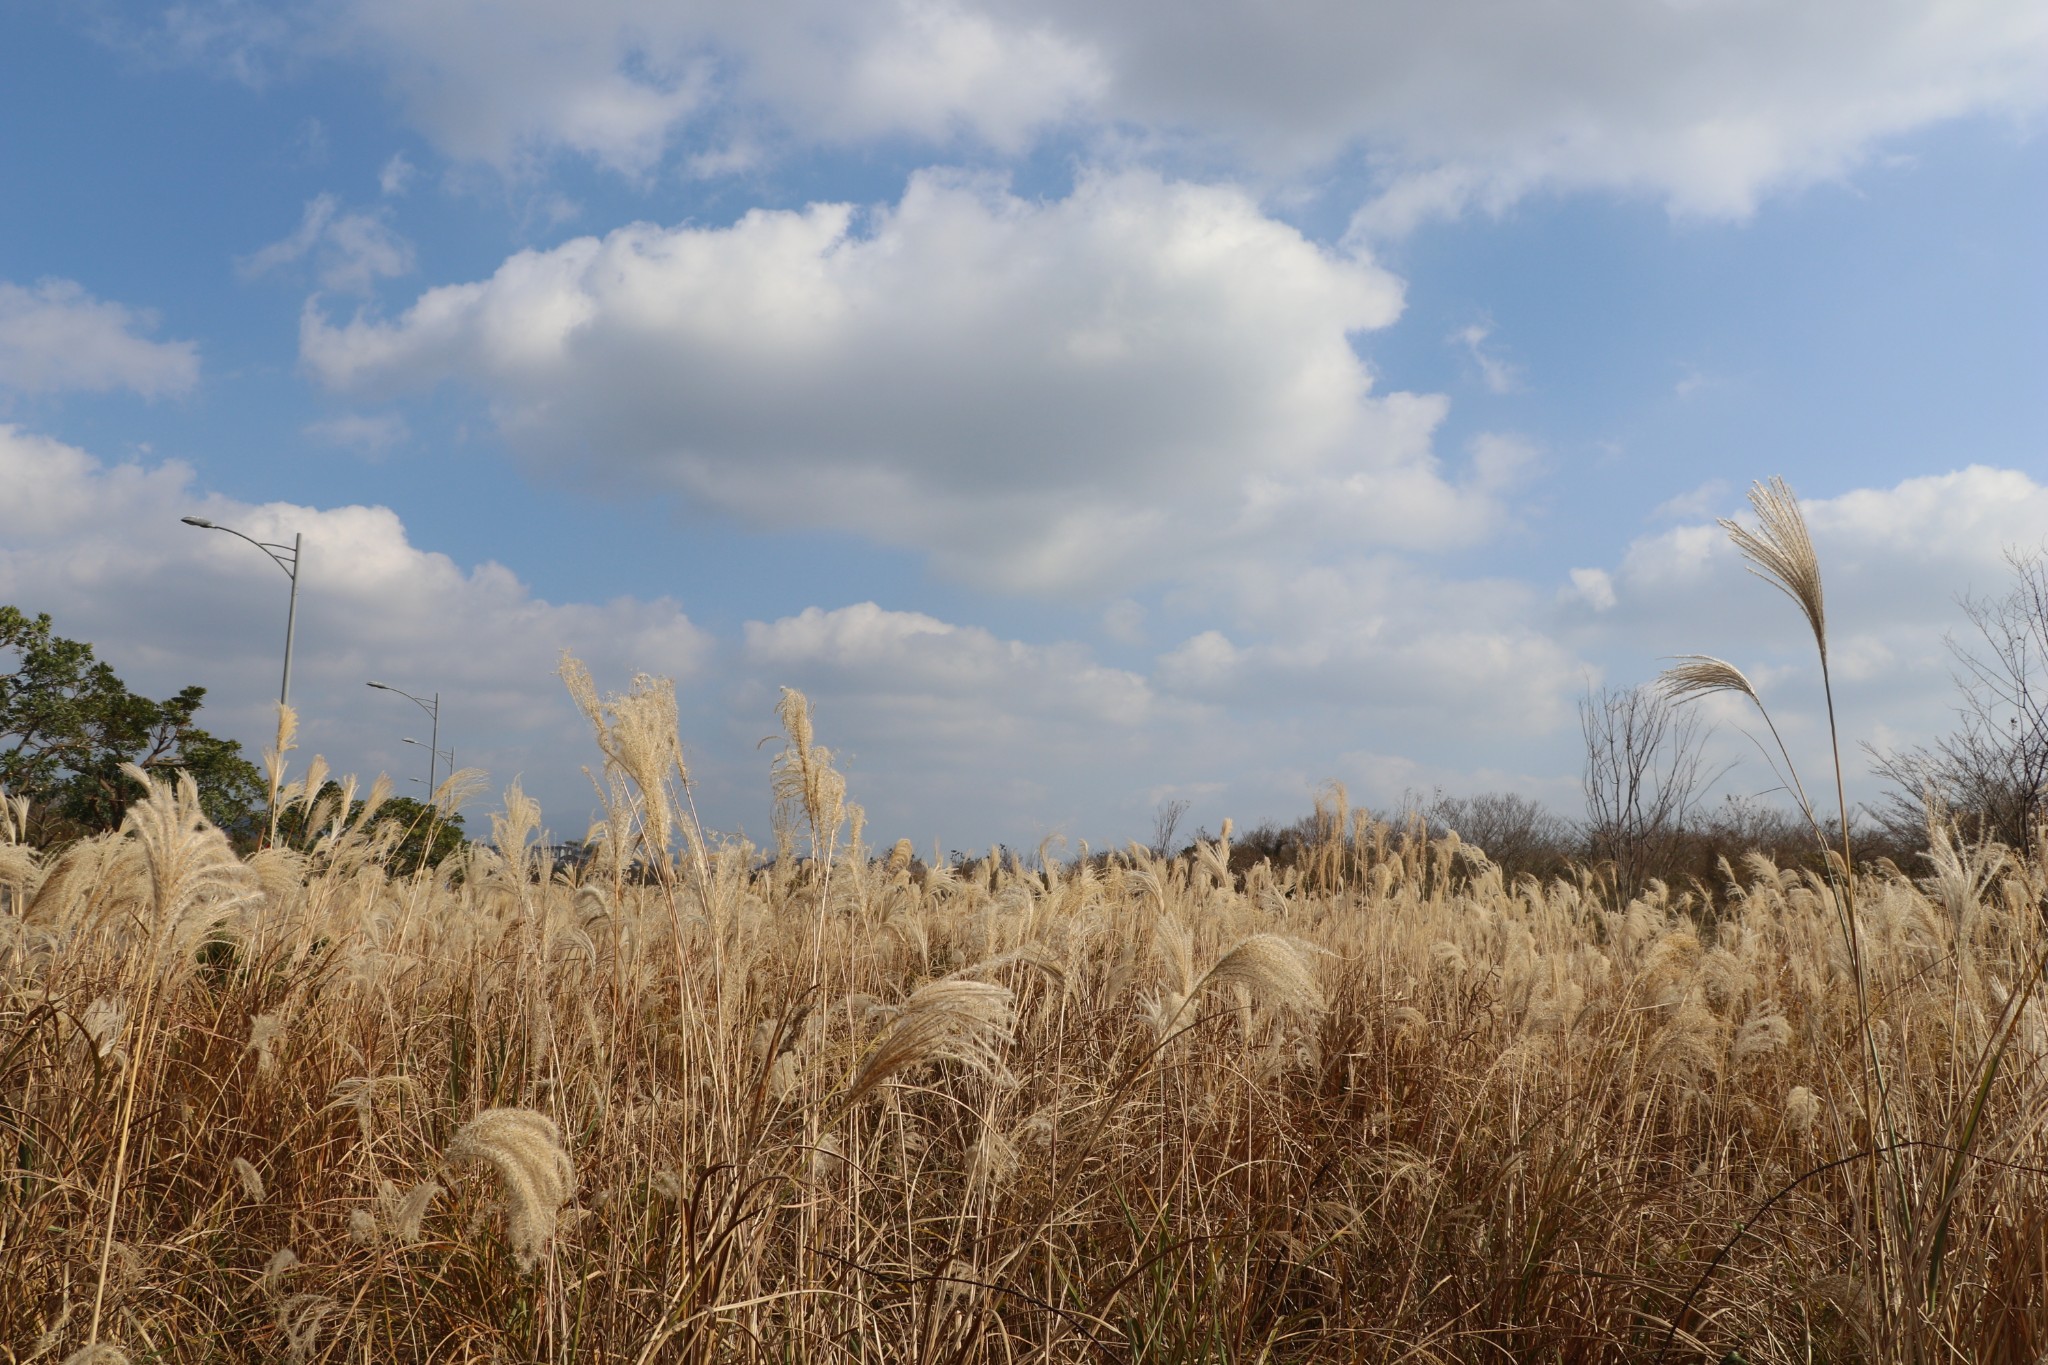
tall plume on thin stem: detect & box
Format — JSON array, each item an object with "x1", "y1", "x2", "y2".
[
  {"x1": 1718, "y1": 478, "x2": 1854, "y2": 887},
  {"x1": 1661, "y1": 655, "x2": 1818, "y2": 827},
  {"x1": 772, "y1": 688, "x2": 848, "y2": 869},
  {"x1": 90, "y1": 765, "x2": 257, "y2": 1348},
  {"x1": 1722, "y1": 477, "x2": 1828, "y2": 664},
  {"x1": 1669, "y1": 475, "x2": 1902, "y2": 1336},
  {"x1": 263, "y1": 704, "x2": 298, "y2": 848},
  {"x1": 559, "y1": 654, "x2": 690, "y2": 884}
]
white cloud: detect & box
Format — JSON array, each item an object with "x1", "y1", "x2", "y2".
[
  {"x1": 135, "y1": 1, "x2": 2048, "y2": 222},
  {"x1": 1158, "y1": 556, "x2": 1586, "y2": 737},
  {"x1": 1568, "y1": 567, "x2": 1617, "y2": 613},
  {"x1": 302, "y1": 169, "x2": 1513, "y2": 594},
  {"x1": 1651, "y1": 480, "x2": 1730, "y2": 522},
  {"x1": 0, "y1": 279, "x2": 199, "y2": 397},
  {"x1": 747, "y1": 602, "x2": 1156, "y2": 729},
  {"x1": 0, "y1": 424, "x2": 710, "y2": 827},
  {"x1": 320, "y1": 0, "x2": 1100, "y2": 174},
  {"x1": 242, "y1": 195, "x2": 416, "y2": 294},
  {"x1": 0, "y1": 420, "x2": 1601, "y2": 847}
]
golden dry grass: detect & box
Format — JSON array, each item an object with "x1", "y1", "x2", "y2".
[{"x1": 5, "y1": 691, "x2": 2048, "y2": 1363}]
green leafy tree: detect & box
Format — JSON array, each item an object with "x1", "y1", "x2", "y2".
[{"x1": 0, "y1": 606, "x2": 266, "y2": 845}]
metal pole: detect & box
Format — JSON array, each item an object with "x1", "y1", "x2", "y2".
[
  {"x1": 427, "y1": 692, "x2": 440, "y2": 797},
  {"x1": 279, "y1": 532, "x2": 301, "y2": 712}
]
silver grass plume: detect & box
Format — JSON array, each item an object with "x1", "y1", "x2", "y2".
[
  {"x1": 1784, "y1": 1086, "x2": 1822, "y2": 1136},
  {"x1": 246, "y1": 1013, "x2": 284, "y2": 1076},
  {"x1": 1723, "y1": 476, "x2": 1827, "y2": 660},
  {"x1": 1731, "y1": 1004, "x2": 1793, "y2": 1065},
  {"x1": 60, "y1": 1349, "x2": 130, "y2": 1365},
  {"x1": 1660, "y1": 654, "x2": 1763, "y2": 706},
  {"x1": 74, "y1": 998, "x2": 128, "y2": 1069},
  {"x1": 560, "y1": 654, "x2": 687, "y2": 879},
  {"x1": 277, "y1": 1294, "x2": 336, "y2": 1365},
  {"x1": 257, "y1": 1248, "x2": 299, "y2": 1299},
  {"x1": 29, "y1": 1299, "x2": 74, "y2": 1362},
  {"x1": 325, "y1": 1074, "x2": 415, "y2": 1146},
  {"x1": 845, "y1": 979, "x2": 1015, "y2": 1109},
  {"x1": 376, "y1": 1178, "x2": 441, "y2": 1243},
  {"x1": 443, "y1": 1107, "x2": 576, "y2": 1271},
  {"x1": 773, "y1": 687, "x2": 847, "y2": 861},
  {"x1": 1202, "y1": 934, "x2": 1326, "y2": 1015},
  {"x1": 117, "y1": 764, "x2": 258, "y2": 961},
  {"x1": 1150, "y1": 933, "x2": 1326, "y2": 1042},
  {"x1": 233, "y1": 1157, "x2": 265, "y2": 1202}
]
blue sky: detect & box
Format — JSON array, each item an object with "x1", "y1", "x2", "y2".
[{"x1": 2, "y1": 0, "x2": 2044, "y2": 852}]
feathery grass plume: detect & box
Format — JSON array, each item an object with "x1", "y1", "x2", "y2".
[
  {"x1": 325, "y1": 1074, "x2": 415, "y2": 1146},
  {"x1": 89, "y1": 766, "x2": 259, "y2": 1348},
  {"x1": 60, "y1": 1348, "x2": 129, "y2": 1365},
  {"x1": 233, "y1": 1157, "x2": 265, "y2": 1202},
  {"x1": 1723, "y1": 477, "x2": 1826, "y2": 658},
  {"x1": 277, "y1": 1294, "x2": 336, "y2": 1365},
  {"x1": 73, "y1": 997, "x2": 128, "y2": 1069},
  {"x1": 257, "y1": 1248, "x2": 299, "y2": 1299},
  {"x1": 376, "y1": 1178, "x2": 442, "y2": 1243},
  {"x1": 1145, "y1": 932, "x2": 1324, "y2": 1043},
  {"x1": 428, "y1": 766, "x2": 491, "y2": 821},
  {"x1": 489, "y1": 779, "x2": 545, "y2": 877},
  {"x1": 1660, "y1": 654, "x2": 1763, "y2": 706},
  {"x1": 772, "y1": 688, "x2": 848, "y2": 867},
  {"x1": 443, "y1": 1107, "x2": 577, "y2": 1271},
  {"x1": 559, "y1": 654, "x2": 687, "y2": 882},
  {"x1": 263, "y1": 702, "x2": 298, "y2": 845},
  {"x1": 1731, "y1": 1005, "x2": 1793, "y2": 1065},
  {"x1": 1784, "y1": 1086, "x2": 1822, "y2": 1135},
  {"x1": 811, "y1": 1132, "x2": 848, "y2": 1185},
  {"x1": 1198, "y1": 934, "x2": 1327, "y2": 1016},
  {"x1": 347, "y1": 1208, "x2": 377, "y2": 1242},
  {"x1": 118, "y1": 764, "x2": 259, "y2": 959},
  {"x1": 0, "y1": 786, "x2": 29, "y2": 843},
  {"x1": 245, "y1": 1013, "x2": 284, "y2": 1076},
  {"x1": 844, "y1": 979, "x2": 1015, "y2": 1110}
]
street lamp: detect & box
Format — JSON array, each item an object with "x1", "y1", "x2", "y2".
[
  {"x1": 367, "y1": 682, "x2": 442, "y2": 794},
  {"x1": 181, "y1": 516, "x2": 302, "y2": 711},
  {"x1": 402, "y1": 736, "x2": 455, "y2": 788}
]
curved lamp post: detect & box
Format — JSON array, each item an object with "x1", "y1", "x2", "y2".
[
  {"x1": 402, "y1": 736, "x2": 455, "y2": 790},
  {"x1": 181, "y1": 517, "x2": 301, "y2": 710},
  {"x1": 368, "y1": 681, "x2": 442, "y2": 794}
]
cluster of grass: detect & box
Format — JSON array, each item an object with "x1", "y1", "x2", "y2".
[{"x1": 5, "y1": 483, "x2": 2048, "y2": 1362}]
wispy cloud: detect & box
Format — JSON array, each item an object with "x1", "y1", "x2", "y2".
[
  {"x1": 0, "y1": 279, "x2": 199, "y2": 397},
  {"x1": 1452, "y1": 319, "x2": 1523, "y2": 394},
  {"x1": 241, "y1": 194, "x2": 415, "y2": 294}
]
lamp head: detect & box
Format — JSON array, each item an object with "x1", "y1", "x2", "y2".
[
  {"x1": 367, "y1": 681, "x2": 389, "y2": 691},
  {"x1": 181, "y1": 516, "x2": 215, "y2": 529}
]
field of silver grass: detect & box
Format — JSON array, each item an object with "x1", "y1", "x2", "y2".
[{"x1": 5, "y1": 663, "x2": 2048, "y2": 1363}]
